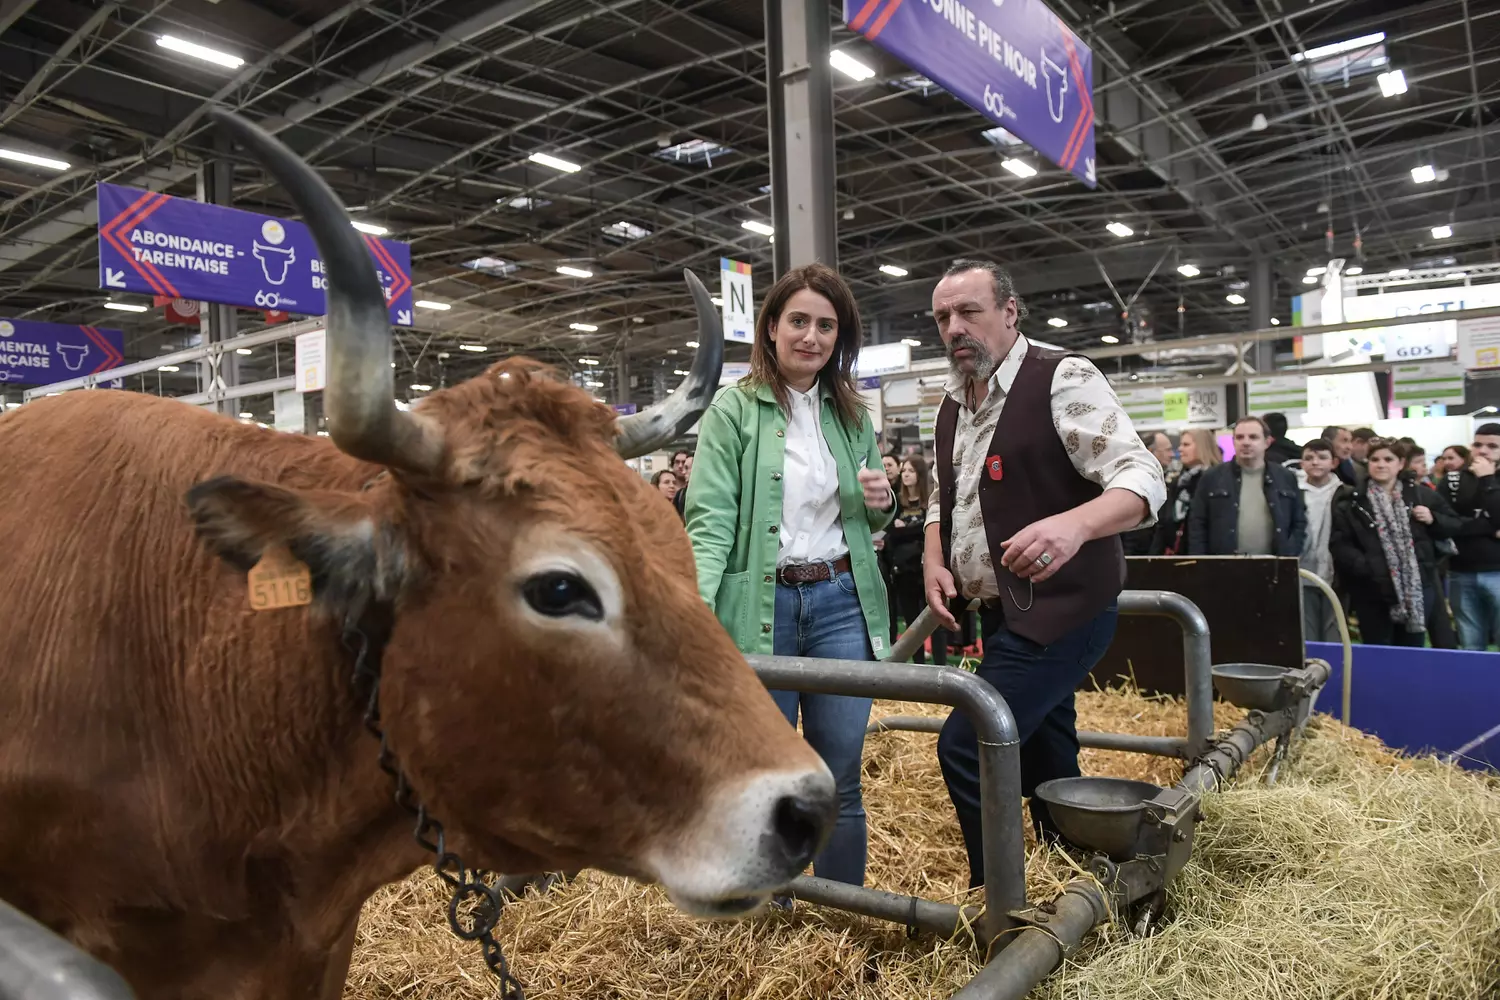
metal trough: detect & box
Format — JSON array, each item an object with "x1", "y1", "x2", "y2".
[
  {"x1": 1032, "y1": 776, "x2": 1166, "y2": 861},
  {"x1": 1212, "y1": 662, "x2": 1295, "y2": 712}
]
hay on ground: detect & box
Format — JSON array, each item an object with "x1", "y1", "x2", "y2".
[{"x1": 344, "y1": 688, "x2": 1500, "y2": 1000}]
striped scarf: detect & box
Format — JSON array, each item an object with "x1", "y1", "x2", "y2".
[{"x1": 1368, "y1": 485, "x2": 1425, "y2": 632}]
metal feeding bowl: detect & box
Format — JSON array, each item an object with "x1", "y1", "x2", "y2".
[
  {"x1": 1033, "y1": 776, "x2": 1165, "y2": 861},
  {"x1": 1212, "y1": 662, "x2": 1294, "y2": 712}
]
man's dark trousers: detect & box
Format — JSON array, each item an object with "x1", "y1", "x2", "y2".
[{"x1": 937, "y1": 601, "x2": 1120, "y2": 888}]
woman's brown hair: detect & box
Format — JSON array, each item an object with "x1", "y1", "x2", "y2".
[
  {"x1": 744, "y1": 262, "x2": 867, "y2": 429},
  {"x1": 898, "y1": 456, "x2": 930, "y2": 507}
]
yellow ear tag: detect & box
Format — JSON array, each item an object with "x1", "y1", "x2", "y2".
[{"x1": 248, "y1": 545, "x2": 313, "y2": 611}]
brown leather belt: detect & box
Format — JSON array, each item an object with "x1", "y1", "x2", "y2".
[{"x1": 777, "y1": 555, "x2": 853, "y2": 586}]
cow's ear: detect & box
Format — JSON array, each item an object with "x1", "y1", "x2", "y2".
[{"x1": 186, "y1": 476, "x2": 408, "y2": 609}]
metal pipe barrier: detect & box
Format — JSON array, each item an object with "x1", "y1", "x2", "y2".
[
  {"x1": 950, "y1": 657, "x2": 1332, "y2": 1000},
  {"x1": 877, "y1": 591, "x2": 1214, "y2": 761},
  {"x1": 1298, "y1": 568, "x2": 1354, "y2": 724},
  {"x1": 746, "y1": 653, "x2": 1026, "y2": 947},
  {"x1": 0, "y1": 898, "x2": 137, "y2": 1000}
]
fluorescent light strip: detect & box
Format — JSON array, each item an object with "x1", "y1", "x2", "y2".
[
  {"x1": 829, "y1": 49, "x2": 876, "y2": 81},
  {"x1": 1106, "y1": 221, "x2": 1133, "y2": 238},
  {"x1": 0, "y1": 148, "x2": 70, "y2": 171},
  {"x1": 1290, "y1": 31, "x2": 1385, "y2": 63},
  {"x1": 742, "y1": 219, "x2": 774, "y2": 236},
  {"x1": 351, "y1": 221, "x2": 388, "y2": 235},
  {"x1": 1176, "y1": 264, "x2": 1201, "y2": 277},
  {"x1": 104, "y1": 301, "x2": 149, "y2": 312},
  {"x1": 557, "y1": 265, "x2": 593, "y2": 278},
  {"x1": 569, "y1": 322, "x2": 599, "y2": 331},
  {"x1": 528, "y1": 151, "x2": 581, "y2": 173},
  {"x1": 879, "y1": 264, "x2": 908, "y2": 277},
  {"x1": 156, "y1": 35, "x2": 245, "y2": 69},
  {"x1": 459, "y1": 344, "x2": 486, "y2": 352},
  {"x1": 1001, "y1": 159, "x2": 1037, "y2": 179},
  {"x1": 415, "y1": 299, "x2": 451, "y2": 310}
]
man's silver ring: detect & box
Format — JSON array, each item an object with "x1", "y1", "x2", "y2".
[{"x1": 1038, "y1": 552, "x2": 1054, "y2": 567}]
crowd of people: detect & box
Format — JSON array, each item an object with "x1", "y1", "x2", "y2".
[
  {"x1": 1117, "y1": 415, "x2": 1500, "y2": 651},
  {"x1": 637, "y1": 256, "x2": 1496, "y2": 901}
]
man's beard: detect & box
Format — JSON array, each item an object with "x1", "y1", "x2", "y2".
[{"x1": 947, "y1": 334, "x2": 998, "y2": 381}]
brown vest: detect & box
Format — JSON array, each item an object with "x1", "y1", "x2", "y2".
[{"x1": 935, "y1": 343, "x2": 1125, "y2": 645}]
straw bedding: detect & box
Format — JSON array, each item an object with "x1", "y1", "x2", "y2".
[{"x1": 344, "y1": 685, "x2": 1500, "y2": 1000}]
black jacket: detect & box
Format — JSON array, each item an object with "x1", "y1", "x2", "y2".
[
  {"x1": 884, "y1": 499, "x2": 927, "y2": 575},
  {"x1": 1437, "y1": 468, "x2": 1500, "y2": 572},
  {"x1": 1151, "y1": 464, "x2": 1206, "y2": 555},
  {"x1": 1266, "y1": 437, "x2": 1302, "y2": 468},
  {"x1": 1330, "y1": 480, "x2": 1460, "y2": 604},
  {"x1": 1186, "y1": 460, "x2": 1307, "y2": 557}
]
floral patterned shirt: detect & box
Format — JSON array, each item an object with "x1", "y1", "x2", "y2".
[{"x1": 925, "y1": 335, "x2": 1166, "y2": 600}]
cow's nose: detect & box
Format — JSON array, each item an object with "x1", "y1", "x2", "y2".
[{"x1": 774, "y1": 773, "x2": 834, "y2": 869}]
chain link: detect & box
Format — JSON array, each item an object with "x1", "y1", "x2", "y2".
[{"x1": 346, "y1": 627, "x2": 526, "y2": 999}]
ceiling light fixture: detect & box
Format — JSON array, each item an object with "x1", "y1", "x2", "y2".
[
  {"x1": 1270, "y1": 318, "x2": 1281, "y2": 325},
  {"x1": 741, "y1": 219, "x2": 774, "y2": 236},
  {"x1": 579, "y1": 358, "x2": 600, "y2": 365},
  {"x1": 1411, "y1": 164, "x2": 1436, "y2": 184},
  {"x1": 1001, "y1": 159, "x2": 1037, "y2": 178},
  {"x1": 1388, "y1": 267, "x2": 1411, "y2": 276},
  {"x1": 585, "y1": 380, "x2": 604, "y2": 388},
  {"x1": 350, "y1": 221, "x2": 388, "y2": 235},
  {"x1": 1100, "y1": 334, "x2": 1120, "y2": 344},
  {"x1": 0, "y1": 148, "x2": 70, "y2": 171},
  {"x1": 1303, "y1": 275, "x2": 1319, "y2": 284},
  {"x1": 157, "y1": 365, "x2": 180, "y2": 372},
  {"x1": 528, "y1": 151, "x2": 581, "y2": 173},
  {"x1": 1106, "y1": 221, "x2": 1134, "y2": 238},
  {"x1": 1377, "y1": 69, "x2": 1408, "y2": 97},
  {"x1": 1176, "y1": 264, "x2": 1201, "y2": 277},
  {"x1": 414, "y1": 299, "x2": 450, "y2": 310},
  {"x1": 901, "y1": 338, "x2": 921, "y2": 347},
  {"x1": 156, "y1": 34, "x2": 244, "y2": 69},
  {"x1": 673, "y1": 369, "x2": 690, "y2": 376},
  {"x1": 1226, "y1": 293, "x2": 1246, "y2": 305},
  {"x1": 1307, "y1": 266, "x2": 1327, "y2": 276},
  {"x1": 879, "y1": 263, "x2": 909, "y2": 277},
  {"x1": 104, "y1": 301, "x2": 148, "y2": 312},
  {"x1": 829, "y1": 49, "x2": 876, "y2": 81},
  {"x1": 410, "y1": 384, "x2": 433, "y2": 392},
  {"x1": 556, "y1": 265, "x2": 593, "y2": 278},
  {"x1": 458, "y1": 344, "x2": 486, "y2": 352},
  {"x1": 1432, "y1": 224, "x2": 1453, "y2": 239},
  {"x1": 569, "y1": 322, "x2": 599, "y2": 332},
  {"x1": 1047, "y1": 317, "x2": 1068, "y2": 328},
  {"x1": 686, "y1": 340, "x2": 700, "y2": 348},
  {"x1": 1345, "y1": 266, "x2": 1364, "y2": 275},
  {"x1": 236, "y1": 347, "x2": 253, "y2": 355}
]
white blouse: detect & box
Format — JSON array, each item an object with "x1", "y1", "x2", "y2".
[{"x1": 778, "y1": 386, "x2": 850, "y2": 568}]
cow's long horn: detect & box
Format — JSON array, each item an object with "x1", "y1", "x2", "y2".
[
  {"x1": 614, "y1": 269, "x2": 724, "y2": 459},
  {"x1": 208, "y1": 108, "x2": 442, "y2": 475}
]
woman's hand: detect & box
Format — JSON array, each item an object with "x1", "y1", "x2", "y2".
[
  {"x1": 1412, "y1": 504, "x2": 1434, "y2": 525},
  {"x1": 858, "y1": 468, "x2": 893, "y2": 509}
]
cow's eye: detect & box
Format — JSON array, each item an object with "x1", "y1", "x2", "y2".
[{"x1": 522, "y1": 572, "x2": 604, "y2": 621}]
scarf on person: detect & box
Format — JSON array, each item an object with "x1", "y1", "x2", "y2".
[{"x1": 1367, "y1": 484, "x2": 1425, "y2": 632}]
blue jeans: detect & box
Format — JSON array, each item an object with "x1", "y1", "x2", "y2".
[
  {"x1": 938, "y1": 603, "x2": 1119, "y2": 888},
  {"x1": 768, "y1": 570, "x2": 873, "y2": 886},
  {"x1": 1451, "y1": 571, "x2": 1500, "y2": 650}
]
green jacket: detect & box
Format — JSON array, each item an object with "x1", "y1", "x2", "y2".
[{"x1": 685, "y1": 381, "x2": 895, "y2": 659}]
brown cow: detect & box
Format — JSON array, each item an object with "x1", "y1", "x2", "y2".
[{"x1": 0, "y1": 110, "x2": 835, "y2": 1000}]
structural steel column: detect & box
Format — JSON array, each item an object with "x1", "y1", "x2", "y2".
[
  {"x1": 1248, "y1": 257, "x2": 1274, "y2": 369},
  {"x1": 765, "y1": 0, "x2": 837, "y2": 277},
  {"x1": 197, "y1": 135, "x2": 239, "y2": 416}
]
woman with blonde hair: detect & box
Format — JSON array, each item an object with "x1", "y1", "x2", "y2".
[
  {"x1": 1152, "y1": 428, "x2": 1221, "y2": 554},
  {"x1": 685, "y1": 262, "x2": 894, "y2": 888}
]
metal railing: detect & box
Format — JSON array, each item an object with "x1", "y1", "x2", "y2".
[
  {"x1": 871, "y1": 590, "x2": 1214, "y2": 760},
  {"x1": 0, "y1": 899, "x2": 136, "y2": 1000}
]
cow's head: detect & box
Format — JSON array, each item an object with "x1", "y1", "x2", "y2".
[{"x1": 186, "y1": 110, "x2": 835, "y2": 917}]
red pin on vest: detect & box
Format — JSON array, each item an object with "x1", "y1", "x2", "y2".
[{"x1": 986, "y1": 455, "x2": 1004, "y2": 481}]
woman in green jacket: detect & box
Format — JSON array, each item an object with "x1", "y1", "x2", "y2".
[{"x1": 685, "y1": 262, "x2": 894, "y2": 887}]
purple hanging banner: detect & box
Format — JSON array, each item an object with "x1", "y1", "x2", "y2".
[{"x1": 845, "y1": 0, "x2": 1096, "y2": 187}]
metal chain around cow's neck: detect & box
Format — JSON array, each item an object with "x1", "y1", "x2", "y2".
[{"x1": 345, "y1": 626, "x2": 526, "y2": 999}]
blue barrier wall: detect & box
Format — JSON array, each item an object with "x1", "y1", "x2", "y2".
[{"x1": 1308, "y1": 641, "x2": 1500, "y2": 771}]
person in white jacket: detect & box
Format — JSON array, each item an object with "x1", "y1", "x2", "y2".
[{"x1": 1298, "y1": 438, "x2": 1345, "y2": 642}]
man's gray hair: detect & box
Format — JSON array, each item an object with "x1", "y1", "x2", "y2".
[{"x1": 944, "y1": 259, "x2": 1030, "y2": 321}]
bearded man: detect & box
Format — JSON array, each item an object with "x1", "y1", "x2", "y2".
[{"x1": 921, "y1": 259, "x2": 1165, "y2": 887}]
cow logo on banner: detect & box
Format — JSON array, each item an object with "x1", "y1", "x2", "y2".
[{"x1": 844, "y1": 0, "x2": 1096, "y2": 187}]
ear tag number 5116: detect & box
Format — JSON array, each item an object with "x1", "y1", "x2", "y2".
[{"x1": 248, "y1": 546, "x2": 313, "y2": 611}]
